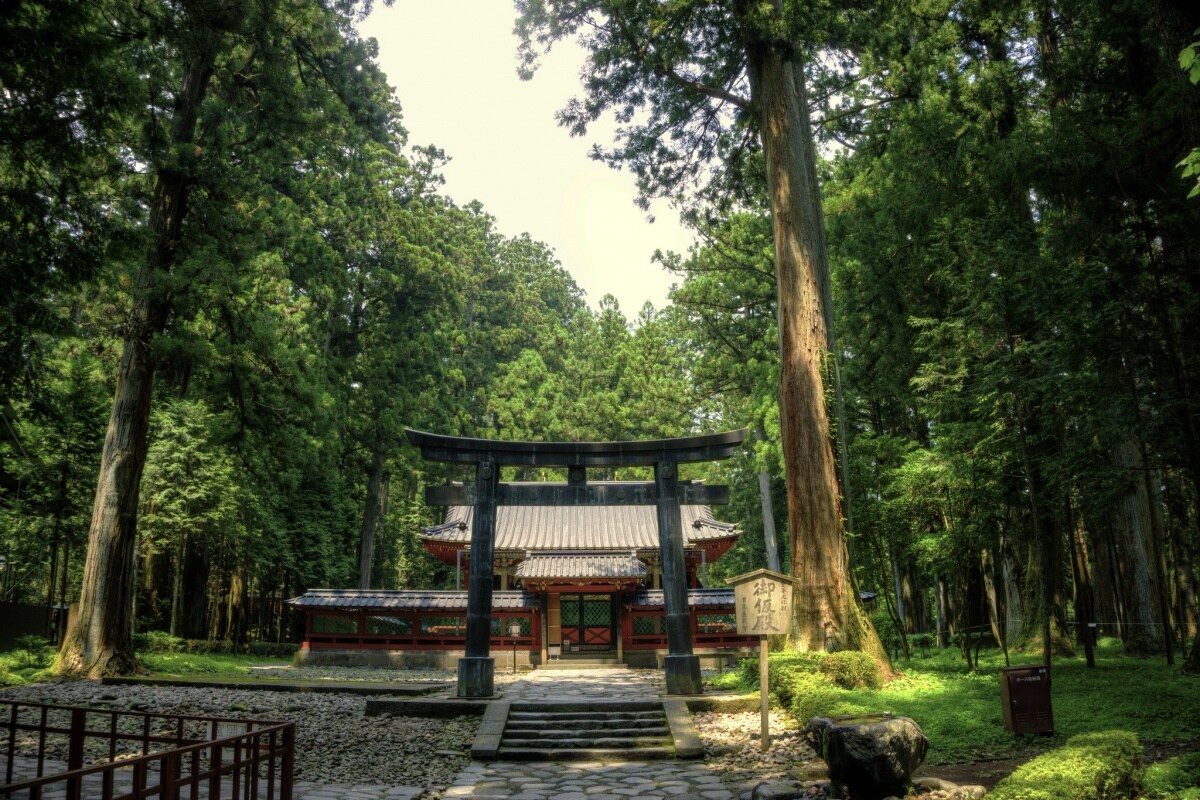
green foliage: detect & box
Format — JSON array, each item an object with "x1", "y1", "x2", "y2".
[
  {"x1": 11, "y1": 635, "x2": 53, "y2": 669},
  {"x1": 0, "y1": 636, "x2": 56, "y2": 685},
  {"x1": 733, "y1": 651, "x2": 884, "y2": 723},
  {"x1": 824, "y1": 650, "x2": 885, "y2": 690},
  {"x1": 132, "y1": 632, "x2": 298, "y2": 659},
  {"x1": 137, "y1": 651, "x2": 289, "y2": 676},
  {"x1": 989, "y1": 731, "x2": 1143, "y2": 800},
  {"x1": 1143, "y1": 751, "x2": 1200, "y2": 800},
  {"x1": 132, "y1": 631, "x2": 186, "y2": 653},
  {"x1": 723, "y1": 646, "x2": 1200, "y2": 765},
  {"x1": 1180, "y1": 34, "x2": 1200, "y2": 198},
  {"x1": 785, "y1": 671, "x2": 855, "y2": 723}
]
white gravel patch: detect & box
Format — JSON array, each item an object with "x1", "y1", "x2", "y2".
[{"x1": 1, "y1": 681, "x2": 477, "y2": 791}]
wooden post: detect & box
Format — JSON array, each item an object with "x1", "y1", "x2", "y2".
[
  {"x1": 615, "y1": 599, "x2": 624, "y2": 664},
  {"x1": 656, "y1": 460, "x2": 702, "y2": 694},
  {"x1": 728, "y1": 570, "x2": 793, "y2": 755},
  {"x1": 760, "y1": 635, "x2": 770, "y2": 751},
  {"x1": 459, "y1": 457, "x2": 497, "y2": 697}
]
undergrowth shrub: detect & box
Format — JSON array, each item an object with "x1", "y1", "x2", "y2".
[
  {"x1": 11, "y1": 635, "x2": 53, "y2": 669},
  {"x1": 1142, "y1": 751, "x2": 1200, "y2": 800},
  {"x1": 131, "y1": 633, "x2": 296, "y2": 657},
  {"x1": 133, "y1": 631, "x2": 185, "y2": 652},
  {"x1": 823, "y1": 650, "x2": 883, "y2": 689},
  {"x1": 734, "y1": 651, "x2": 871, "y2": 722},
  {"x1": 247, "y1": 641, "x2": 299, "y2": 658},
  {"x1": 989, "y1": 730, "x2": 1143, "y2": 800},
  {"x1": 0, "y1": 635, "x2": 54, "y2": 686},
  {"x1": 786, "y1": 671, "x2": 848, "y2": 721}
]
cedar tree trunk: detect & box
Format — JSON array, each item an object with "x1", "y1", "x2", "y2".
[
  {"x1": 745, "y1": 32, "x2": 887, "y2": 663},
  {"x1": 56, "y1": 34, "x2": 219, "y2": 678}
]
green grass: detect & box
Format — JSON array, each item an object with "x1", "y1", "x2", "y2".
[
  {"x1": 137, "y1": 651, "x2": 291, "y2": 676},
  {"x1": 0, "y1": 635, "x2": 56, "y2": 686},
  {"x1": 989, "y1": 730, "x2": 1144, "y2": 800},
  {"x1": 1142, "y1": 751, "x2": 1200, "y2": 799},
  {"x1": 0, "y1": 640, "x2": 291, "y2": 685},
  {"x1": 721, "y1": 638, "x2": 1200, "y2": 766}
]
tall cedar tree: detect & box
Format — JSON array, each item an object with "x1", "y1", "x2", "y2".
[
  {"x1": 55, "y1": 0, "x2": 396, "y2": 677},
  {"x1": 517, "y1": 0, "x2": 886, "y2": 660}
]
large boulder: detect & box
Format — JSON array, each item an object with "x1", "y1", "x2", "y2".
[{"x1": 804, "y1": 713, "x2": 929, "y2": 799}]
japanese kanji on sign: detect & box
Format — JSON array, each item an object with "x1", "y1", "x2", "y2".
[{"x1": 729, "y1": 569, "x2": 793, "y2": 636}]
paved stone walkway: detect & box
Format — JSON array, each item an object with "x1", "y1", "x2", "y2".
[
  {"x1": 433, "y1": 667, "x2": 750, "y2": 799},
  {"x1": 490, "y1": 665, "x2": 665, "y2": 702},
  {"x1": 442, "y1": 760, "x2": 736, "y2": 800}
]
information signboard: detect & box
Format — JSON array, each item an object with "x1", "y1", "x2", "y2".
[
  {"x1": 729, "y1": 569, "x2": 794, "y2": 635},
  {"x1": 727, "y1": 569, "x2": 794, "y2": 751}
]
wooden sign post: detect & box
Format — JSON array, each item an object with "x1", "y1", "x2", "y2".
[{"x1": 728, "y1": 569, "x2": 794, "y2": 752}]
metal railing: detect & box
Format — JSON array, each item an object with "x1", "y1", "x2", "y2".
[{"x1": 2, "y1": 701, "x2": 294, "y2": 800}]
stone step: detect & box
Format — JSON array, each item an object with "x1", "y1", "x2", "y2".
[
  {"x1": 537, "y1": 658, "x2": 621, "y2": 670},
  {"x1": 506, "y1": 718, "x2": 668, "y2": 732},
  {"x1": 495, "y1": 746, "x2": 676, "y2": 762},
  {"x1": 502, "y1": 735, "x2": 673, "y2": 749},
  {"x1": 510, "y1": 700, "x2": 663, "y2": 713},
  {"x1": 504, "y1": 726, "x2": 671, "y2": 740},
  {"x1": 499, "y1": 699, "x2": 677, "y2": 761},
  {"x1": 507, "y1": 710, "x2": 665, "y2": 723}
]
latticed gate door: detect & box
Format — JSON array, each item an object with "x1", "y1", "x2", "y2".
[
  {"x1": 581, "y1": 594, "x2": 612, "y2": 645},
  {"x1": 559, "y1": 594, "x2": 614, "y2": 647}
]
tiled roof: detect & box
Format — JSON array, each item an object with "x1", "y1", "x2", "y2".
[
  {"x1": 515, "y1": 553, "x2": 647, "y2": 580},
  {"x1": 285, "y1": 590, "x2": 537, "y2": 610},
  {"x1": 422, "y1": 485, "x2": 740, "y2": 550},
  {"x1": 628, "y1": 589, "x2": 737, "y2": 607}
]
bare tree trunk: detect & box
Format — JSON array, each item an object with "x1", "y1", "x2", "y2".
[
  {"x1": 56, "y1": 30, "x2": 219, "y2": 678},
  {"x1": 1139, "y1": 450, "x2": 1175, "y2": 664},
  {"x1": 936, "y1": 575, "x2": 949, "y2": 649},
  {"x1": 1094, "y1": 521, "x2": 1126, "y2": 637},
  {"x1": 758, "y1": 470, "x2": 782, "y2": 573},
  {"x1": 358, "y1": 427, "x2": 387, "y2": 590},
  {"x1": 744, "y1": 26, "x2": 886, "y2": 664},
  {"x1": 1067, "y1": 494, "x2": 1096, "y2": 668},
  {"x1": 981, "y1": 548, "x2": 1005, "y2": 649},
  {"x1": 1002, "y1": 551, "x2": 1021, "y2": 649},
  {"x1": 1113, "y1": 437, "x2": 1167, "y2": 655},
  {"x1": 891, "y1": 557, "x2": 906, "y2": 632},
  {"x1": 170, "y1": 536, "x2": 186, "y2": 638}
]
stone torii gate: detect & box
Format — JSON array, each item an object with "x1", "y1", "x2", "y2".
[{"x1": 405, "y1": 428, "x2": 747, "y2": 698}]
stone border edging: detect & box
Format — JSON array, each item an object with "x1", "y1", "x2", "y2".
[
  {"x1": 363, "y1": 699, "x2": 491, "y2": 718},
  {"x1": 102, "y1": 676, "x2": 444, "y2": 696},
  {"x1": 662, "y1": 698, "x2": 704, "y2": 759},
  {"x1": 471, "y1": 700, "x2": 511, "y2": 759}
]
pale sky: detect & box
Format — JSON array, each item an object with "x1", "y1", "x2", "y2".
[{"x1": 357, "y1": 2, "x2": 694, "y2": 315}]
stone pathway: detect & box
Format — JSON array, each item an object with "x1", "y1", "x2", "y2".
[
  {"x1": 490, "y1": 665, "x2": 665, "y2": 702},
  {"x1": 442, "y1": 760, "x2": 736, "y2": 800},
  {"x1": 433, "y1": 666, "x2": 755, "y2": 799},
  {"x1": 293, "y1": 667, "x2": 732, "y2": 799}
]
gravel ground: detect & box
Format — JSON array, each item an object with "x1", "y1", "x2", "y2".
[
  {"x1": 1, "y1": 681, "x2": 478, "y2": 791},
  {"x1": 693, "y1": 707, "x2": 827, "y2": 794}
]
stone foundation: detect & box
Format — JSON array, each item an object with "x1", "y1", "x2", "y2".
[{"x1": 294, "y1": 648, "x2": 540, "y2": 670}]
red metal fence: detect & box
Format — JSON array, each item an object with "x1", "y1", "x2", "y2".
[{"x1": 2, "y1": 701, "x2": 294, "y2": 800}]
